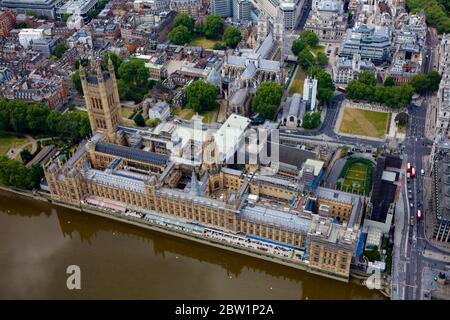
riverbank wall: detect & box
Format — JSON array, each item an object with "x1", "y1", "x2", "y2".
[{"x1": 0, "y1": 185, "x2": 378, "y2": 287}]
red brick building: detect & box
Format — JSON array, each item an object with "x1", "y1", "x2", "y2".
[{"x1": 0, "y1": 9, "x2": 16, "y2": 39}]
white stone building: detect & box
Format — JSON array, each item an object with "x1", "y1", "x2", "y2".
[
  {"x1": 304, "y1": 0, "x2": 347, "y2": 43},
  {"x1": 332, "y1": 53, "x2": 376, "y2": 85}
]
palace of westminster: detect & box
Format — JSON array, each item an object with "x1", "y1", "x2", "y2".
[{"x1": 44, "y1": 59, "x2": 363, "y2": 281}]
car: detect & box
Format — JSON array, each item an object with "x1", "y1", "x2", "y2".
[{"x1": 410, "y1": 202, "x2": 414, "y2": 208}]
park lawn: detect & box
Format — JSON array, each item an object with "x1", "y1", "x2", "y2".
[
  {"x1": 0, "y1": 133, "x2": 28, "y2": 156},
  {"x1": 397, "y1": 123, "x2": 406, "y2": 134},
  {"x1": 341, "y1": 164, "x2": 369, "y2": 194},
  {"x1": 121, "y1": 107, "x2": 134, "y2": 119},
  {"x1": 200, "y1": 109, "x2": 218, "y2": 124},
  {"x1": 339, "y1": 108, "x2": 390, "y2": 139},
  {"x1": 175, "y1": 108, "x2": 195, "y2": 120},
  {"x1": 289, "y1": 67, "x2": 306, "y2": 95},
  {"x1": 310, "y1": 45, "x2": 325, "y2": 57},
  {"x1": 190, "y1": 37, "x2": 221, "y2": 50}
]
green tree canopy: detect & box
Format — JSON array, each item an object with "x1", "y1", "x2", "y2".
[
  {"x1": 185, "y1": 80, "x2": 219, "y2": 113},
  {"x1": 291, "y1": 38, "x2": 307, "y2": 56},
  {"x1": 315, "y1": 51, "x2": 329, "y2": 67},
  {"x1": 54, "y1": 44, "x2": 67, "y2": 58},
  {"x1": 203, "y1": 15, "x2": 224, "y2": 39},
  {"x1": 118, "y1": 59, "x2": 149, "y2": 88},
  {"x1": 0, "y1": 156, "x2": 44, "y2": 189},
  {"x1": 300, "y1": 30, "x2": 319, "y2": 47},
  {"x1": 102, "y1": 52, "x2": 122, "y2": 74},
  {"x1": 297, "y1": 48, "x2": 315, "y2": 71},
  {"x1": 223, "y1": 27, "x2": 242, "y2": 48},
  {"x1": 395, "y1": 112, "x2": 409, "y2": 126},
  {"x1": 168, "y1": 25, "x2": 192, "y2": 45},
  {"x1": 358, "y1": 70, "x2": 377, "y2": 86},
  {"x1": 302, "y1": 112, "x2": 321, "y2": 129},
  {"x1": 173, "y1": 13, "x2": 194, "y2": 32},
  {"x1": 251, "y1": 82, "x2": 283, "y2": 120},
  {"x1": 384, "y1": 76, "x2": 395, "y2": 86}
]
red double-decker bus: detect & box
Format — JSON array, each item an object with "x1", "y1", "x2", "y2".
[
  {"x1": 411, "y1": 167, "x2": 416, "y2": 178},
  {"x1": 406, "y1": 162, "x2": 411, "y2": 172}
]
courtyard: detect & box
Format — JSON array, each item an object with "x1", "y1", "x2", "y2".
[
  {"x1": 336, "y1": 158, "x2": 374, "y2": 196},
  {"x1": 339, "y1": 107, "x2": 391, "y2": 139}
]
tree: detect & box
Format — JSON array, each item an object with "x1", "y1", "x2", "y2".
[
  {"x1": 194, "y1": 22, "x2": 203, "y2": 34},
  {"x1": 213, "y1": 42, "x2": 226, "y2": 50},
  {"x1": 0, "y1": 156, "x2": 43, "y2": 190},
  {"x1": 307, "y1": 66, "x2": 335, "y2": 104},
  {"x1": 251, "y1": 82, "x2": 283, "y2": 120},
  {"x1": 133, "y1": 113, "x2": 145, "y2": 127},
  {"x1": 62, "y1": 13, "x2": 71, "y2": 23},
  {"x1": 203, "y1": 15, "x2": 224, "y2": 39},
  {"x1": 118, "y1": 59, "x2": 149, "y2": 89},
  {"x1": 426, "y1": 70, "x2": 442, "y2": 92},
  {"x1": 223, "y1": 27, "x2": 241, "y2": 48},
  {"x1": 291, "y1": 38, "x2": 307, "y2": 56},
  {"x1": 297, "y1": 48, "x2": 315, "y2": 71},
  {"x1": 102, "y1": 52, "x2": 122, "y2": 74},
  {"x1": 315, "y1": 51, "x2": 328, "y2": 67},
  {"x1": 20, "y1": 149, "x2": 32, "y2": 163},
  {"x1": 9, "y1": 101, "x2": 28, "y2": 133},
  {"x1": 26, "y1": 104, "x2": 50, "y2": 133},
  {"x1": 364, "y1": 246, "x2": 381, "y2": 262},
  {"x1": 54, "y1": 44, "x2": 67, "y2": 58},
  {"x1": 173, "y1": 13, "x2": 194, "y2": 32},
  {"x1": 17, "y1": 22, "x2": 27, "y2": 29},
  {"x1": 384, "y1": 76, "x2": 395, "y2": 86},
  {"x1": 395, "y1": 112, "x2": 409, "y2": 126},
  {"x1": 409, "y1": 73, "x2": 429, "y2": 94},
  {"x1": 302, "y1": 112, "x2": 321, "y2": 129},
  {"x1": 185, "y1": 80, "x2": 219, "y2": 113},
  {"x1": 300, "y1": 30, "x2": 319, "y2": 47},
  {"x1": 358, "y1": 70, "x2": 377, "y2": 86},
  {"x1": 168, "y1": 25, "x2": 192, "y2": 45}
]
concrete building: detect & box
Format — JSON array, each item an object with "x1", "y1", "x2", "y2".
[
  {"x1": 303, "y1": 77, "x2": 318, "y2": 111},
  {"x1": 339, "y1": 25, "x2": 392, "y2": 65},
  {"x1": 332, "y1": 53, "x2": 376, "y2": 85},
  {"x1": 1, "y1": 0, "x2": 64, "y2": 19},
  {"x1": 210, "y1": 0, "x2": 233, "y2": 18},
  {"x1": 18, "y1": 28, "x2": 45, "y2": 48},
  {"x1": 305, "y1": 0, "x2": 347, "y2": 43},
  {"x1": 254, "y1": 0, "x2": 305, "y2": 30},
  {"x1": 55, "y1": 0, "x2": 98, "y2": 21},
  {"x1": 436, "y1": 35, "x2": 450, "y2": 138},
  {"x1": 31, "y1": 37, "x2": 60, "y2": 58},
  {"x1": 232, "y1": 0, "x2": 251, "y2": 23},
  {"x1": 148, "y1": 101, "x2": 170, "y2": 122}
]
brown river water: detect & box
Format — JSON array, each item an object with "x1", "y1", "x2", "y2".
[{"x1": 0, "y1": 190, "x2": 385, "y2": 299}]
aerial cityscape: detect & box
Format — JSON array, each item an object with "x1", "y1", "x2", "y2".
[{"x1": 0, "y1": 0, "x2": 449, "y2": 301}]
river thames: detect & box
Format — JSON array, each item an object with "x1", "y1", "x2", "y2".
[{"x1": 0, "y1": 190, "x2": 385, "y2": 299}]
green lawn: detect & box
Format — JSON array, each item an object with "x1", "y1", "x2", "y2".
[
  {"x1": 310, "y1": 45, "x2": 325, "y2": 57},
  {"x1": 0, "y1": 133, "x2": 28, "y2": 155},
  {"x1": 190, "y1": 37, "x2": 222, "y2": 50},
  {"x1": 338, "y1": 161, "x2": 373, "y2": 195},
  {"x1": 397, "y1": 123, "x2": 406, "y2": 134},
  {"x1": 339, "y1": 108, "x2": 390, "y2": 139},
  {"x1": 289, "y1": 67, "x2": 306, "y2": 95},
  {"x1": 200, "y1": 109, "x2": 218, "y2": 124}
]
